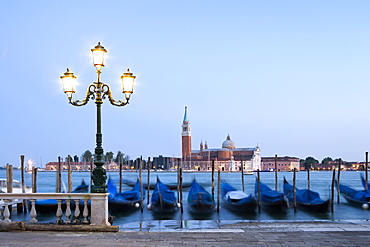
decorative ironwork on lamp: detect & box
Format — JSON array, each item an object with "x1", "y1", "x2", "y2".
[{"x1": 60, "y1": 42, "x2": 136, "y2": 193}]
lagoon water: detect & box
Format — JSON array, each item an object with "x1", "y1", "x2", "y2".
[{"x1": 2, "y1": 169, "x2": 370, "y2": 225}]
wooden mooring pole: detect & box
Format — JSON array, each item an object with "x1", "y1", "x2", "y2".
[
  {"x1": 119, "y1": 156, "x2": 123, "y2": 193},
  {"x1": 68, "y1": 155, "x2": 72, "y2": 193},
  {"x1": 6, "y1": 164, "x2": 14, "y2": 213},
  {"x1": 217, "y1": 169, "x2": 221, "y2": 213},
  {"x1": 32, "y1": 167, "x2": 37, "y2": 193},
  {"x1": 139, "y1": 156, "x2": 143, "y2": 213},
  {"x1": 241, "y1": 157, "x2": 245, "y2": 192},
  {"x1": 57, "y1": 156, "x2": 62, "y2": 193},
  {"x1": 337, "y1": 159, "x2": 341, "y2": 204},
  {"x1": 211, "y1": 160, "x2": 215, "y2": 200},
  {"x1": 293, "y1": 168, "x2": 297, "y2": 213},
  {"x1": 366, "y1": 152, "x2": 369, "y2": 191},
  {"x1": 179, "y1": 168, "x2": 183, "y2": 214},
  {"x1": 147, "y1": 157, "x2": 151, "y2": 205},
  {"x1": 20, "y1": 155, "x2": 27, "y2": 212},
  {"x1": 331, "y1": 168, "x2": 336, "y2": 212},
  {"x1": 257, "y1": 169, "x2": 261, "y2": 213},
  {"x1": 307, "y1": 168, "x2": 310, "y2": 190},
  {"x1": 275, "y1": 154, "x2": 278, "y2": 191}
]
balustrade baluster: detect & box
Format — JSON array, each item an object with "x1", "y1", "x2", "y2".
[
  {"x1": 82, "y1": 199, "x2": 90, "y2": 224},
  {"x1": 56, "y1": 199, "x2": 63, "y2": 224},
  {"x1": 73, "y1": 199, "x2": 81, "y2": 223},
  {"x1": 65, "y1": 199, "x2": 72, "y2": 224},
  {"x1": 29, "y1": 199, "x2": 38, "y2": 223},
  {"x1": 3, "y1": 199, "x2": 11, "y2": 223}
]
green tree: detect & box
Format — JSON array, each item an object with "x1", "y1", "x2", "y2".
[
  {"x1": 114, "y1": 151, "x2": 125, "y2": 164},
  {"x1": 81, "y1": 150, "x2": 93, "y2": 162},
  {"x1": 303, "y1": 156, "x2": 319, "y2": 170},
  {"x1": 73, "y1": 155, "x2": 79, "y2": 162},
  {"x1": 105, "y1": 151, "x2": 114, "y2": 162},
  {"x1": 321, "y1": 157, "x2": 333, "y2": 164},
  {"x1": 65, "y1": 156, "x2": 73, "y2": 162}
]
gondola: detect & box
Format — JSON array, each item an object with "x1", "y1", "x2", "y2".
[
  {"x1": 107, "y1": 177, "x2": 143, "y2": 212},
  {"x1": 284, "y1": 178, "x2": 330, "y2": 213},
  {"x1": 255, "y1": 180, "x2": 288, "y2": 211},
  {"x1": 187, "y1": 179, "x2": 214, "y2": 213},
  {"x1": 335, "y1": 180, "x2": 370, "y2": 207},
  {"x1": 360, "y1": 174, "x2": 370, "y2": 190},
  {"x1": 122, "y1": 178, "x2": 192, "y2": 190},
  {"x1": 221, "y1": 181, "x2": 257, "y2": 213},
  {"x1": 147, "y1": 177, "x2": 179, "y2": 213},
  {"x1": 33, "y1": 179, "x2": 88, "y2": 213}
]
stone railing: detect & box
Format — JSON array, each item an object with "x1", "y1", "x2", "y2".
[{"x1": 0, "y1": 193, "x2": 110, "y2": 226}]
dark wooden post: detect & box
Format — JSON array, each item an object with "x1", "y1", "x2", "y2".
[
  {"x1": 211, "y1": 160, "x2": 215, "y2": 200},
  {"x1": 147, "y1": 157, "x2": 151, "y2": 204},
  {"x1": 6, "y1": 164, "x2": 13, "y2": 193},
  {"x1": 119, "y1": 156, "x2": 123, "y2": 193},
  {"x1": 68, "y1": 155, "x2": 72, "y2": 193},
  {"x1": 139, "y1": 156, "x2": 143, "y2": 213},
  {"x1": 307, "y1": 167, "x2": 310, "y2": 190},
  {"x1": 275, "y1": 154, "x2": 278, "y2": 191},
  {"x1": 257, "y1": 169, "x2": 261, "y2": 213},
  {"x1": 331, "y1": 168, "x2": 336, "y2": 212},
  {"x1": 32, "y1": 167, "x2": 37, "y2": 193},
  {"x1": 217, "y1": 169, "x2": 221, "y2": 213},
  {"x1": 337, "y1": 159, "x2": 341, "y2": 203},
  {"x1": 179, "y1": 168, "x2": 183, "y2": 214},
  {"x1": 241, "y1": 157, "x2": 245, "y2": 192},
  {"x1": 293, "y1": 168, "x2": 297, "y2": 213},
  {"x1": 56, "y1": 156, "x2": 61, "y2": 193},
  {"x1": 366, "y1": 152, "x2": 369, "y2": 191},
  {"x1": 20, "y1": 155, "x2": 27, "y2": 212},
  {"x1": 6, "y1": 164, "x2": 13, "y2": 213},
  {"x1": 90, "y1": 156, "x2": 93, "y2": 191}
]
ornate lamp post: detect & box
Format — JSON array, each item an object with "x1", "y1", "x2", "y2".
[{"x1": 60, "y1": 42, "x2": 136, "y2": 193}]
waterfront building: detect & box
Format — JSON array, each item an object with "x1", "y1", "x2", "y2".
[
  {"x1": 261, "y1": 156, "x2": 300, "y2": 172},
  {"x1": 45, "y1": 161, "x2": 120, "y2": 171},
  {"x1": 181, "y1": 107, "x2": 261, "y2": 171}
]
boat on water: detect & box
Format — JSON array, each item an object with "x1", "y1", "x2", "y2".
[
  {"x1": 33, "y1": 179, "x2": 88, "y2": 213},
  {"x1": 255, "y1": 180, "x2": 288, "y2": 211},
  {"x1": 107, "y1": 177, "x2": 143, "y2": 212},
  {"x1": 0, "y1": 179, "x2": 32, "y2": 193},
  {"x1": 221, "y1": 181, "x2": 257, "y2": 213},
  {"x1": 0, "y1": 179, "x2": 32, "y2": 207},
  {"x1": 360, "y1": 174, "x2": 370, "y2": 190},
  {"x1": 187, "y1": 179, "x2": 214, "y2": 213},
  {"x1": 243, "y1": 171, "x2": 254, "y2": 175},
  {"x1": 147, "y1": 177, "x2": 179, "y2": 213},
  {"x1": 284, "y1": 178, "x2": 330, "y2": 213},
  {"x1": 122, "y1": 178, "x2": 191, "y2": 190},
  {"x1": 335, "y1": 180, "x2": 370, "y2": 208}
]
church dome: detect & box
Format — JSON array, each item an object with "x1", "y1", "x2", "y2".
[{"x1": 222, "y1": 134, "x2": 235, "y2": 149}]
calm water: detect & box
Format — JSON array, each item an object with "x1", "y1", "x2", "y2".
[{"x1": 2, "y1": 169, "x2": 370, "y2": 224}]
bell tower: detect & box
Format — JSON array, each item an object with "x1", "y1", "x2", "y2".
[{"x1": 182, "y1": 106, "x2": 192, "y2": 159}]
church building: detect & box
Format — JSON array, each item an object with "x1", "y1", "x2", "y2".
[{"x1": 181, "y1": 107, "x2": 261, "y2": 172}]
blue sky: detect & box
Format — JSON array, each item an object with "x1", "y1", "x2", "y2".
[{"x1": 1, "y1": 0, "x2": 370, "y2": 167}]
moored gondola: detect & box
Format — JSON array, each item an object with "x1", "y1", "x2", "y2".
[
  {"x1": 221, "y1": 181, "x2": 257, "y2": 213},
  {"x1": 187, "y1": 179, "x2": 214, "y2": 213},
  {"x1": 255, "y1": 180, "x2": 288, "y2": 211},
  {"x1": 284, "y1": 178, "x2": 330, "y2": 213}
]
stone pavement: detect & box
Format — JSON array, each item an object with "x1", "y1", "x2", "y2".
[{"x1": 1, "y1": 220, "x2": 370, "y2": 246}]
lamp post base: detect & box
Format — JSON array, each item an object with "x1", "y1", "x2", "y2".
[{"x1": 91, "y1": 166, "x2": 107, "y2": 193}]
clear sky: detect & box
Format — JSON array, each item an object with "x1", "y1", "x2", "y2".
[{"x1": 1, "y1": 0, "x2": 370, "y2": 167}]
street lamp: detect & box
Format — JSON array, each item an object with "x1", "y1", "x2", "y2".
[{"x1": 60, "y1": 42, "x2": 136, "y2": 193}]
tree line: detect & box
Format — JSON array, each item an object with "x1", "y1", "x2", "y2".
[
  {"x1": 63, "y1": 150, "x2": 130, "y2": 164},
  {"x1": 300, "y1": 156, "x2": 352, "y2": 170}
]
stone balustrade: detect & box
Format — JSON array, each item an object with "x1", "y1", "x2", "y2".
[{"x1": 0, "y1": 193, "x2": 110, "y2": 226}]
